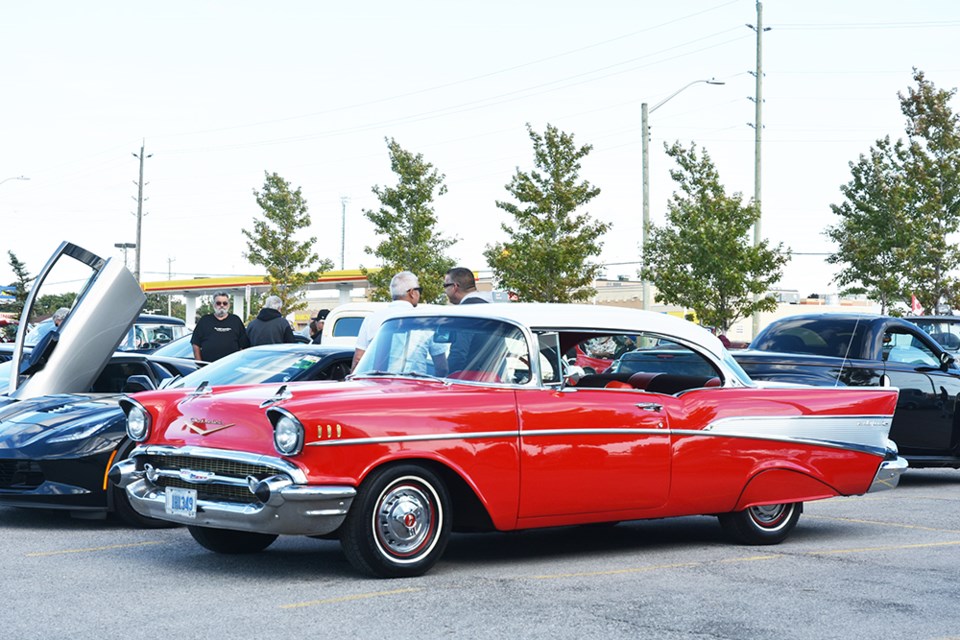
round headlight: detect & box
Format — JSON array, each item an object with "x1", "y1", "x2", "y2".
[
  {"x1": 273, "y1": 413, "x2": 304, "y2": 456},
  {"x1": 126, "y1": 403, "x2": 151, "y2": 442}
]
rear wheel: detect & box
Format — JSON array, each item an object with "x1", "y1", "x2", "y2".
[
  {"x1": 718, "y1": 502, "x2": 801, "y2": 545},
  {"x1": 340, "y1": 465, "x2": 451, "y2": 578},
  {"x1": 188, "y1": 526, "x2": 278, "y2": 554}
]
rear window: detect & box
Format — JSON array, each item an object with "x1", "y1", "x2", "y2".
[
  {"x1": 332, "y1": 316, "x2": 365, "y2": 338},
  {"x1": 752, "y1": 318, "x2": 869, "y2": 358}
]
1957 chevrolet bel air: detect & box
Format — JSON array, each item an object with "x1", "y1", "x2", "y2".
[{"x1": 112, "y1": 303, "x2": 905, "y2": 577}]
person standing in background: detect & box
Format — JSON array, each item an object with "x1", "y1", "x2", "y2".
[
  {"x1": 246, "y1": 295, "x2": 297, "y2": 346},
  {"x1": 191, "y1": 292, "x2": 249, "y2": 361}
]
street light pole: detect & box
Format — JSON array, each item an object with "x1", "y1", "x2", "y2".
[{"x1": 641, "y1": 79, "x2": 724, "y2": 311}]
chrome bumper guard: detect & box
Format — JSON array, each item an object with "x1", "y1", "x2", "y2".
[
  {"x1": 867, "y1": 455, "x2": 908, "y2": 493},
  {"x1": 111, "y1": 456, "x2": 355, "y2": 536}
]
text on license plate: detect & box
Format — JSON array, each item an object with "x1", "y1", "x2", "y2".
[{"x1": 165, "y1": 487, "x2": 197, "y2": 518}]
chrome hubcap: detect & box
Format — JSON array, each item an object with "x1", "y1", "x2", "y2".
[
  {"x1": 375, "y1": 482, "x2": 434, "y2": 558},
  {"x1": 749, "y1": 504, "x2": 790, "y2": 528}
]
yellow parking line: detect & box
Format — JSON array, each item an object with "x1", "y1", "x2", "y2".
[
  {"x1": 280, "y1": 587, "x2": 422, "y2": 609},
  {"x1": 26, "y1": 541, "x2": 165, "y2": 557},
  {"x1": 530, "y1": 539, "x2": 960, "y2": 581},
  {"x1": 806, "y1": 540, "x2": 960, "y2": 555},
  {"x1": 807, "y1": 514, "x2": 960, "y2": 534}
]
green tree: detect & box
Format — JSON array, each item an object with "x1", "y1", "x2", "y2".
[
  {"x1": 144, "y1": 293, "x2": 185, "y2": 319},
  {"x1": 827, "y1": 70, "x2": 960, "y2": 313},
  {"x1": 825, "y1": 138, "x2": 914, "y2": 314},
  {"x1": 4, "y1": 251, "x2": 31, "y2": 316},
  {"x1": 900, "y1": 69, "x2": 960, "y2": 311},
  {"x1": 35, "y1": 293, "x2": 77, "y2": 319},
  {"x1": 641, "y1": 142, "x2": 789, "y2": 332},
  {"x1": 483, "y1": 123, "x2": 608, "y2": 302},
  {"x1": 243, "y1": 172, "x2": 332, "y2": 316},
  {"x1": 361, "y1": 138, "x2": 456, "y2": 303}
]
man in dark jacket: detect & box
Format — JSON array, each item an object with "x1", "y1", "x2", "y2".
[{"x1": 246, "y1": 295, "x2": 297, "y2": 346}]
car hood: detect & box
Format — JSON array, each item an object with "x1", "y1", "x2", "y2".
[
  {"x1": 0, "y1": 393, "x2": 123, "y2": 450},
  {"x1": 143, "y1": 377, "x2": 507, "y2": 456}
]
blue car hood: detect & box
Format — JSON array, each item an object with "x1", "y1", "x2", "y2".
[{"x1": 0, "y1": 393, "x2": 122, "y2": 448}]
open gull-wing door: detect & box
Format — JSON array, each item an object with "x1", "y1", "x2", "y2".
[{"x1": 7, "y1": 242, "x2": 145, "y2": 399}]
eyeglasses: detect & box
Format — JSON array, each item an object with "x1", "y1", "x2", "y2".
[
  {"x1": 214, "y1": 301, "x2": 230, "y2": 307},
  {"x1": 409, "y1": 287, "x2": 422, "y2": 294},
  {"x1": 442, "y1": 282, "x2": 456, "y2": 289}
]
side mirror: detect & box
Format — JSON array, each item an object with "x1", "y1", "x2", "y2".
[
  {"x1": 941, "y1": 352, "x2": 955, "y2": 370},
  {"x1": 123, "y1": 374, "x2": 156, "y2": 393}
]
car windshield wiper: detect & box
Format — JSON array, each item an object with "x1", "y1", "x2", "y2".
[{"x1": 398, "y1": 371, "x2": 446, "y2": 382}]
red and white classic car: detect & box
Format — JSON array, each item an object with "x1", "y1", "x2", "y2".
[{"x1": 111, "y1": 304, "x2": 906, "y2": 577}]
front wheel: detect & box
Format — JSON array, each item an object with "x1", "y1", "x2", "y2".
[
  {"x1": 718, "y1": 502, "x2": 802, "y2": 545},
  {"x1": 188, "y1": 526, "x2": 278, "y2": 554},
  {"x1": 340, "y1": 465, "x2": 451, "y2": 578}
]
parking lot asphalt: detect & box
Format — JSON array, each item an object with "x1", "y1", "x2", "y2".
[{"x1": 3, "y1": 468, "x2": 960, "y2": 640}]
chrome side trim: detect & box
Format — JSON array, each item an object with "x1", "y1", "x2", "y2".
[
  {"x1": 703, "y1": 414, "x2": 893, "y2": 455},
  {"x1": 308, "y1": 430, "x2": 522, "y2": 447}
]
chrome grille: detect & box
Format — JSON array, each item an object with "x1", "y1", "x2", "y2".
[
  {"x1": 141, "y1": 453, "x2": 286, "y2": 505},
  {"x1": 144, "y1": 454, "x2": 278, "y2": 479},
  {"x1": 159, "y1": 476, "x2": 259, "y2": 504}
]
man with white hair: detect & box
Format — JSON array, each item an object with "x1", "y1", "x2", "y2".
[
  {"x1": 246, "y1": 294, "x2": 297, "y2": 346},
  {"x1": 352, "y1": 271, "x2": 447, "y2": 374}
]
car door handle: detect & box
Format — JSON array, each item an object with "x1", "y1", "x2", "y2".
[{"x1": 636, "y1": 402, "x2": 662, "y2": 412}]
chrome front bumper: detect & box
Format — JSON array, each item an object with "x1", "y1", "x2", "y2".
[
  {"x1": 111, "y1": 456, "x2": 355, "y2": 536},
  {"x1": 867, "y1": 455, "x2": 908, "y2": 493}
]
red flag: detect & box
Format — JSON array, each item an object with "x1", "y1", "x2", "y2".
[{"x1": 911, "y1": 294, "x2": 923, "y2": 315}]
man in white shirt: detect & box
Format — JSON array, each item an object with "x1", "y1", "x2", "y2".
[{"x1": 352, "y1": 271, "x2": 447, "y2": 374}]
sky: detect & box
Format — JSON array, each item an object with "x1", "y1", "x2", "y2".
[{"x1": 2, "y1": 1, "x2": 959, "y2": 299}]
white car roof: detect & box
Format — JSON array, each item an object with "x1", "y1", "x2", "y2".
[{"x1": 391, "y1": 302, "x2": 726, "y2": 359}]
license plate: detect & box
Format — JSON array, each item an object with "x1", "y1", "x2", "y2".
[{"x1": 165, "y1": 487, "x2": 198, "y2": 518}]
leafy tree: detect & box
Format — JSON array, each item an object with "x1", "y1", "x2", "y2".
[
  {"x1": 641, "y1": 142, "x2": 789, "y2": 332},
  {"x1": 899, "y1": 69, "x2": 960, "y2": 311},
  {"x1": 361, "y1": 138, "x2": 456, "y2": 303},
  {"x1": 825, "y1": 138, "x2": 914, "y2": 314},
  {"x1": 484, "y1": 123, "x2": 608, "y2": 302},
  {"x1": 34, "y1": 293, "x2": 77, "y2": 319},
  {"x1": 4, "y1": 251, "x2": 31, "y2": 316},
  {"x1": 144, "y1": 293, "x2": 185, "y2": 319},
  {"x1": 828, "y1": 70, "x2": 960, "y2": 313},
  {"x1": 243, "y1": 172, "x2": 332, "y2": 316}
]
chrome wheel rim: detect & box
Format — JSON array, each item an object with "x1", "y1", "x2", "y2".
[
  {"x1": 748, "y1": 503, "x2": 792, "y2": 530},
  {"x1": 373, "y1": 477, "x2": 441, "y2": 562}
]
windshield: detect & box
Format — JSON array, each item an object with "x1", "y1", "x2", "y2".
[
  {"x1": 354, "y1": 316, "x2": 529, "y2": 384},
  {"x1": 171, "y1": 347, "x2": 337, "y2": 388}
]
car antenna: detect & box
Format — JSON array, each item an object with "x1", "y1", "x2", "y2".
[{"x1": 834, "y1": 315, "x2": 861, "y2": 387}]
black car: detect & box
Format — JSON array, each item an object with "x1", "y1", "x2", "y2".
[
  {"x1": 734, "y1": 312, "x2": 960, "y2": 469},
  {"x1": 0, "y1": 344, "x2": 354, "y2": 525}
]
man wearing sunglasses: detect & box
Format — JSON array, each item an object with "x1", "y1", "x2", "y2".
[
  {"x1": 352, "y1": 271, "x2": 446, "y2": 373},
  {"x1": 191, "y1": 292, "x2": 250, "y2": 362}
]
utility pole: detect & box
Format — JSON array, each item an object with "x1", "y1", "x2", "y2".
[
  {"x1": 132, "y1": 140, "x2": 152, "y2": 283},
  {"x1": 641, "y1": 79, "x2": 724, "y2": 311},
  {"x1": 167, "y1": 256, "x2": 175, "y2": 316},
  {"x1": 747, "y1": 2, "x2": 769, "y2": 337},
  {"x1": 340, "y1": 196, "x2": 350, "y2": 270}
]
